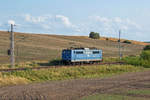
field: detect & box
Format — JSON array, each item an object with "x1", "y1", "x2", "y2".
[
  {"x1": 81, "y1": 70, "x2": 150, "y2": 100},
  {"x1": 0, "y1": 31, "x2": 145, "y2": 64},
  {"x1": 0, "y1": 66, "x2": 149, "y2": 100},
  {"x1": 0, "y1": 31, "x2": 150, "y2": 100}
]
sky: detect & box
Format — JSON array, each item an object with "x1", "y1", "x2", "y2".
[{"x1": 0, "y1": 0, "x2": 150, "y2": 41}]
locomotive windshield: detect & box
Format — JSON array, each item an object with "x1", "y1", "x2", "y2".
[
  {"x1": 93, "y1": 51, "x2": 100, "y2": 54},
  {"x1": 75, "y1": 51, "x2": 83, "y2": 54}
]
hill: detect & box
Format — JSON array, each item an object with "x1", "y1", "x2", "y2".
[{"x1": 0, "y1": 31, "x2": 144, "y2": 64}]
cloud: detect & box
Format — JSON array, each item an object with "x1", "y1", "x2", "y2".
[
  {"x1": 74, "y1": 15, "x2": 144, "y2": 39},
  {"x1": 126, "y1": 18, "x2": 141, "y2": 30},
  {"x1": 88, "y1": 16, "x2": 141, "y2": 32},
  {"x1": 23, "y1": 14, "x2": 74, "y2": 28},
  {"x1": 121, "y1": 25, "x2": 128, "y2": 30},
  {"x1": 2, "y1": 14, "x2": 145, "y2": 40},
  {"x1": 94, "y1": 16, "x2": 110, "y2": 23},
  {"x1": 24, "y1": 14, "x2": 51, "y2": 23},
  {"x1": 114, "y1": 17, "x2": 122, "y2": 23},
  {"x1": 25, "y1": 14, "x2": 31, "y2": 22},
  {"x1": 55, "y1": 15, "x2": 72, "y2": 27},
  {"x1": 19, "y1": 15, "x2": 142, "y2": 34},
  {"x1": 18, "y1": 14, "x2": 81, "y2": 35},
  {"x1": 8, "y1": 20, "x2": 15, "y2": 25}
]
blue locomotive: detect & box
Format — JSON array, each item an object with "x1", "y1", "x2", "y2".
[{"x1": 62, "y1": 48, "x2": 102, "y2": 64}]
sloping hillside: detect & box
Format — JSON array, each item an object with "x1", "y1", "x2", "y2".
[{"x1": 0, "y1": 31, "x2": 144, "y2": 64}]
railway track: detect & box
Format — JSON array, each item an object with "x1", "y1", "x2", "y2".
[{"x1": 0, "y1": 62, "x2": 125, "y2": 72}]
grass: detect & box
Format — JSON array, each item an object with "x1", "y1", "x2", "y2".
[
  {"x1": 0, "y1": 59, "x2": 64, "y2": 69},
  {"x1": 127, "y1": 89, "x2": 150, "y2": 95},
  {"x1": 81, "y1": 94, "x2": 149, "y2": 100},
  {"x1": 0, "y1": 57, "x2": 146, "y2": 86},
  {"x1": 0, "y1": 61, "x2": 40, "y2": 69},
  {"x1": 1, "y1": 65, "x2": 145, "y2": 83},
  {"x1": 0, "y1": 72, "x2": 29, "y2": 87},
  {"x1": 103, "y1": 57, "x2": 120, "y2": 62},
  {"x1": 81, "y1": 89, "x2": 150, "y2": 100}
]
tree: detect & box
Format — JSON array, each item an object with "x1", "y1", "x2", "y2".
[
  {"x1": 143, "y1": 45, "x2": 150, "y2": 51},
  {"x1": 89, "y1": 32, "x2": 100, "y2": 39}
]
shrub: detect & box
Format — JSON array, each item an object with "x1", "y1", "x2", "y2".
[
  {"x1": 89, "y1": 32, "x2": 100, "y2": 39},
  {"x1": 143, "y1": 45, "x2": 150, "y2": 51},
  {"x1": 123, "y1": 40, "x2": 132, "y2": 44},
  {"x1": 123, "y1": 50, "x2": 150, "y2": 68},
  {"x1": 140, "y1": 50, "x2": 150, "y2": 60},
  {"x1": 106, "y1": 38, "x2": 109, "y2": 41},
  {"x1": 123, "y1": 56, "x2": 141, "y2": 66}
]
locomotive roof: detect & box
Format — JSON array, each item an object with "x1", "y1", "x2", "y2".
[{"x1": 65, "y1": 47, "x2": 99, "y2": 50}]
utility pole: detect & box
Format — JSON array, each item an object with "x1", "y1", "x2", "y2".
[
  {"x1": 10, "y1": 24, "x2": 15, "y2": 67},
  {"x1": 118, "y1": 30, "x2": 122, "y2": 60}
]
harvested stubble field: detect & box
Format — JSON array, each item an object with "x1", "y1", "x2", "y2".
[{"x1": 0, "y1": 31, "x2": 145, "y2": 64}]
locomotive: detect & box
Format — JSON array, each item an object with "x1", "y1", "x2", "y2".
[{"x1": 62, "y1": 48, "x2": 103, "y2": 65}]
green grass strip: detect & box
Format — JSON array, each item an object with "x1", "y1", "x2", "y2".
[
  {"x1": 2, "y1": 65, "x2": 145, "y2": 82},
  {"x1": 81, "y1": 94, "x2": 149, "y2": 100}
]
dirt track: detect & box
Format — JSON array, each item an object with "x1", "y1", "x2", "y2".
[{"x1": 0, "y1": 70, "x2": 150, "y2": 100}]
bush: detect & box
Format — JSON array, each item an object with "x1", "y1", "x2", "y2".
[
  {"x1": 123, "y1": 50, "x2": 150, "y2": 68},
  {"x1": 106, "y1": 38, "x2": 109, "y2": 41},
  {"x1": 140, "y1": 50, "x2": 150, "y2": 60},
  {"x1": 123, "y1": 40, "x2": 132, "y2": 44},
  {"x1": 89, "y1": 32, "x2": 100, "y2": 39},
  {"x1": 123, "y1": 56, "x2": 141, "y2": 66},
  {"x1": 143, "y1": 45, "x2": 150, "y2": 51}
]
